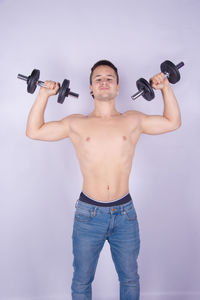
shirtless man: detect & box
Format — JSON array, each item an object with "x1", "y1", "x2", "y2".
[{"x1": 26, "y1": 60, "x2": 181, "y2": 300}]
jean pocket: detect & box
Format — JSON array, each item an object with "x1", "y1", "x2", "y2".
[
  {"x1": 124, "y1": 206, "x2": 137, "y2": 221},
  {"x1": 75, "y1": 207, "x2": 92, "y2": 223}
]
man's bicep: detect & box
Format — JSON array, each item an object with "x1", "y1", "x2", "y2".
[
  {"x1": 40, "y1": 118, "x2": 70, "y2": 141},
  {"x1": 140, "y1": 113, "x2": 176, "y2": 135},
  {"x1": 28, "y1": 115, "x2": 73, "y2": 141}
]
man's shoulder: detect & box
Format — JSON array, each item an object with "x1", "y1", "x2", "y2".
[
  {"x1": 122, "y1": 110, "x2": 146, "y2": 129},
  {"x1": 63, "y1": 113, "x2": 87, "y2": 121},
  {"x1": 123, "y1": 110, "x2": 144, "y2": 118},
  {"x1": 60, "y1": 114, "x2": 87, "y2": 128}
]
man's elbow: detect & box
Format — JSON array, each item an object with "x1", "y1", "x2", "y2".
[
  {"x1": 176, "y1": 116, "x2": 182, "y2": 129},
  {"x1": 26, "y1": 129, "x2": 39, "y2": 140},
  {"x1": 164, "y1": 115, "x2": 181, "y2": 131},
  {"x1": 171, "y1": 119, "x2": 182, "y2": 131}
]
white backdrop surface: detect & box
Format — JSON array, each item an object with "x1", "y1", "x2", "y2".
[{"x1": 0, "y1": 0, "x2": 200, "y2": 299}]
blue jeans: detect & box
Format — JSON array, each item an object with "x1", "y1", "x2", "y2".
[{"x1": 71, "y1": 196, "x2": 140, "y2": 299}]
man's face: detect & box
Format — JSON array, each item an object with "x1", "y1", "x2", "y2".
[{"x1": 90, "y1": 65, "x2": 120, "y2": 101}]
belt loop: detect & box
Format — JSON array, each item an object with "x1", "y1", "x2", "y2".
[
  {"x1": 92, "y1": 206, "x2": 97, "y2": 216},
  {"x1": 120, "y1": 204, "x2": 124, "y2": 215},
  {"x1": 75, "y1": 199, "x2": 79, "y2": 208}
]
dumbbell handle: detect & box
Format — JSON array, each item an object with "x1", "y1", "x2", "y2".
[
  {"x1": 131, "y1": 61, "x2": 184, "y2": 101},
  {"x1": 17, "y1": 74, "x2": 46, "y2": 88},
  {"x1": 68, "y1": 91, "x2": 79, "y2": 97},
  {"x1": 131, "y1": 90, "x2": 144, "y2": 100},
  {"x1": 17, "y1": 74, "x2": 79, "y2": 97},
  {"x1": 176, "y1": 62, "x2": 184, "y2": 69}
]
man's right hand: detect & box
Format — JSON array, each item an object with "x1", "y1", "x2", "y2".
[{"x1": 39, "y1": 80, "x2": 60, "y2": 97}]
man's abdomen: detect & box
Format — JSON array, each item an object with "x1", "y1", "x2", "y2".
[{"x1": 82, "y1": 170, "x2": 130, "y2": 202}]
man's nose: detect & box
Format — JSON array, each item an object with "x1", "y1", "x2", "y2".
[{"x1": 100, "y1": 79, "x2": 108, "y2": 85}]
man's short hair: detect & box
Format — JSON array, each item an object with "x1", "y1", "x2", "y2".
[{"x1": 90, "y1": 60, "x2": 119, "y2": 84}]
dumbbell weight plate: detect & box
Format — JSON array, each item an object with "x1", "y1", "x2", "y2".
[
  {"x1": 136, "y1": 78, "x2": 155, "y2": 101},
  {"x1": 27, "y1": 69, "x2": 40, "y2": 94},
  {"x1": 160, "y1": 60, "x2": 180, "y2": 84},
  {"x1": 57, "y1": 79, "x2": 70, "y2": 104}
]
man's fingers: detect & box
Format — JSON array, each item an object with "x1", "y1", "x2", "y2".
[{"x1": 44, "y1": 80, "x2": 57, "y2": 89}]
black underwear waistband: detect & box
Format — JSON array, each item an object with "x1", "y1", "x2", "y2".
[{"x1": 79, "y1": 192, "x2": 132, "y2": 207}]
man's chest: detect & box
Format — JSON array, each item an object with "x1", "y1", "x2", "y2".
[{"x1": 70, "y1": 118, "x2": 140, "y2": 157}]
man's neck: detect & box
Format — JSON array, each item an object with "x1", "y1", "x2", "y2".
[{"x1": 91, "y1": 99, "x2": 120, "y2": 118}]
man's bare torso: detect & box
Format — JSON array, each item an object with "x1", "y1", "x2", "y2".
[
  {"x1": 68, "y1": 111, "x2": 141, "y2": 202},
  {"x1": 26, "y1": 63, "x2": 181, "y2": 203}
]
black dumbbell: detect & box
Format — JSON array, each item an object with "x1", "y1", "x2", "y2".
[
  {"x1": 131, "y1": 60, "x2": 184, "y2": 101},
  {"x1": 17, "y1": 69, "x2": 79, "y2": 104}
]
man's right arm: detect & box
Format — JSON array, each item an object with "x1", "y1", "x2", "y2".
[{"x1": 26, "y1": 81, "x2": 76, "y2": 141}]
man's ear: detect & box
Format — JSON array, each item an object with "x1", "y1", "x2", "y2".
[{"x1": 90, "y1": 86, "x2": 94, "y2": 97}]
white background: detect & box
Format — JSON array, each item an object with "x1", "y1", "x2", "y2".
[{"x1": 0, "y1": 0, "x2": 200, "y2": 299}]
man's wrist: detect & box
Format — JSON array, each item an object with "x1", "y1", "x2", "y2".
[
  {"x1": 161, "y1": 83, "x2": 172, "y2": 94},
  {"x1": 38, "y1": 89, "x2": 50, "y2": 100}
]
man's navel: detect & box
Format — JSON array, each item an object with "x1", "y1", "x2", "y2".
[
  {"x1": 86, "y1": 137, "x2": 91, "y2": 142},
  {"x1": 122, "y1": 136, "x2": 127, "y2": 141}
]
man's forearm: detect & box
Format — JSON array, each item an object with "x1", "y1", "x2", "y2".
[
  {"x1": 26, "y1": 92, "x2": 49, "y2": 137},
  {"x1": 162, "y1": 85, "x2": 181, "y2": 128},
  {"x1": 26, "y1": 81, "x2": 60, "y2": 138}
]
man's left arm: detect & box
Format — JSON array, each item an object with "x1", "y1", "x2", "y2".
[{"x1": 139, "y1": 73, "x2": 182, "y2": 135}]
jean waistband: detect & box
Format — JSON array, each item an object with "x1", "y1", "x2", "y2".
[
  {"x1": 79, "y1": 191, "x2": 132, "y2": 207},
  {"x1": 75, "y1": 193, "x2": 134, "y2": 214},
  {"x1": 75, "y1": 198, "x2": 134, "y2": 215}
]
